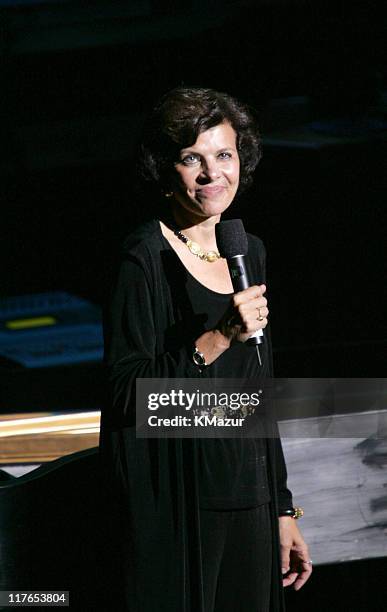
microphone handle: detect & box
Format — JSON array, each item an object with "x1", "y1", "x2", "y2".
[{"x1": 227, "y1": 255, "x2": 263, "y2": 346}]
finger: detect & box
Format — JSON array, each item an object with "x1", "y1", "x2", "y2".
[
  {"x1": 247, "y1": 293, "x2": 267, "y2": 308},
  {"x1": 232, "y1": 285, "x2": 266, "y2": 305},
  {"x1": 244, "y1": 296, "x2": 268, "y2": 311},
  {"x1": 239, "y1": 308, "x2": 269, "y2": 325},
  {"x1": 287, "y1": 549, "x2": 313, "y2": 591},
  {"x1": 283, "y1": 556, "x2": 313, "y2": 589},
  {"x1": 241, "y1": 317, "x2": 268, "y2": 335},
  {"x1": 293, "y1": 548, "x2": 311, "y2": 567},
  {"x1": 244, "y1": 284, "x2": 266, "y2": 298},
  {"x1": 238, "y1": 300, "x2": 268, "y2": 319},
  {"x1": 282, "y1": 571, "x2": 298, "y2": 587},
  {"x1": 293, "y1": 565, "x2": 313, "y2": 591},
  {"x1": 256, "y1": 306, "x2": 269, "y2": 319},
  {"x1": 280, "y1": 545, "x2": 291, "y2": 576}
]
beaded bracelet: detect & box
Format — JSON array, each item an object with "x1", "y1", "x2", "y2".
[{"x1": 279, "y1": 507, "x2": 304, "y2": 519}]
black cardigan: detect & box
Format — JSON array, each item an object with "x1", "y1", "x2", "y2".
[{"x1": 100, "y1": 219, "x2": 292, "y2": 611}]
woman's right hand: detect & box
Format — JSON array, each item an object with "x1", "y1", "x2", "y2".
[
  {"x1": 194, "y1": 285, "x2": 269, "y2": 366},
  {"x1": 217, "y1": 284, "x2": 269, "y2": 343}
]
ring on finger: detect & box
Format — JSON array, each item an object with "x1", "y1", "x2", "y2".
[{"x1": 257, "y1": 307, "x2": 264, "y2": 322}]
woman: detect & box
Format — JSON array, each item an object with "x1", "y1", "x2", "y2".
[{"x1": 101, "y1": 87, "x2": 311, "y2": 611}]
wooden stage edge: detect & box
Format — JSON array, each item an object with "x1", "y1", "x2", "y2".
[{"x1": 0, "y1": 411, "x2": 100, "y2": 464}]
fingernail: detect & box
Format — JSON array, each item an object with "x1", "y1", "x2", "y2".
[{"x1": 282, "y1": 567, "x2": 288, "y2": 574}]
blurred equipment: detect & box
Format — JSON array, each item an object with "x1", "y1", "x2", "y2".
[
  {"x1": 0, "y1": 292, "x2": 105, "y2": 413},
  {"x1": 0, "y1": 291, "x2": 103, "y2": 368}
]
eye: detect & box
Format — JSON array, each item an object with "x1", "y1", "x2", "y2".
[
  {"x1": 181, "y1": 154, "x2": 200, "y2": 166},
  {"x1": 218, "y1": 151, "x2": 232, "y2": 160}
]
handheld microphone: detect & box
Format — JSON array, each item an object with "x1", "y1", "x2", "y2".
[{"x1": 215, "y1": 219, "x2": 263, "y2": 364}]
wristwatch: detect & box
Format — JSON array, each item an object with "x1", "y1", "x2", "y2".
[{"x1": 192, "y1": 346, "x2": 207, "y2": 368}]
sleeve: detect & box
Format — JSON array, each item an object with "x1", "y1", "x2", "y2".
[
  {"x1": 258, "y1": 238, "x2": 294, "y2": 511},
  {"x1": 273, "y1": 435, "x2": 294, "y2": 512},
  {"x1": 103, "y1": 257, "x2": 202, "y2": 425},
  {"x1": 265, "y1": 335, "x2": 294, "y2": 511}
]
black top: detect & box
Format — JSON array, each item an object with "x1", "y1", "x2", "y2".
[
  {"x1": 183, "y1": 270, "x2": 271, "y2": 509},
  {"x1": 101, "y1": 219, "x2": 292, "y2": 611}
]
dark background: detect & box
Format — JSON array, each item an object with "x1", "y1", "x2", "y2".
[{"x1": 1, "y1": 0, "x2": 386, "y2": 375}]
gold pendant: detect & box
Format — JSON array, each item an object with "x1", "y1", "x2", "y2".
[
  {"x1": 186, "y1": 239, "x2": 220, "y2": 262},
  {"x1": 187, "y1": 240, "x2": 201, "y2": 255},
  {"x1": 206, "y1": 251, "x2": 219, "y2": 262}
]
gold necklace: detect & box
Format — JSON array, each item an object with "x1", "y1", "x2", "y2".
[{"x1": 174, "y1": 229, "x2": 221, "y2": 263}]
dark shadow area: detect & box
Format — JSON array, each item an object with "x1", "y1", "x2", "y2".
[
  {"x1": 285, "y1": 557, "x2": 387, "y2": 612},
  {"x1": 0, "y1": 448, "x2": 123, "y2": 612}
]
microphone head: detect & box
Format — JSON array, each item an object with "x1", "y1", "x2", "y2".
[{"x1": 215, "y1": 219, "x2": 248, "y2": 258}]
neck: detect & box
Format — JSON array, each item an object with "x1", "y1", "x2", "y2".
[{"x1": 170, "y1": 204, "x2": 220, "y2": 248}]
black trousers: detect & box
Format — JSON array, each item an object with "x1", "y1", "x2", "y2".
[{"x1": 199, "y1": 504, "x2": 272, "y2": 612}]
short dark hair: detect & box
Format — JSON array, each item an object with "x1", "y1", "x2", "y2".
[{"x1": 138, "y1": 87, "x2": 262, "y2": 195}]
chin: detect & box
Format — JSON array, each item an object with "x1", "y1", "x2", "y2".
[
  {"x1": 175, "y1": 193, "x2": 235, "y2": 220},
  {"x1": 197, "y1": 194, "x2": 235, "y2": 216},
  {"x1": 201, "y1": 201, "x2": 234, "y2": 218}
]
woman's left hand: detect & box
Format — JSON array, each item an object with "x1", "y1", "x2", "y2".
[{"x1": 279, "y1": 516, "x2": 312, "y2": 590}]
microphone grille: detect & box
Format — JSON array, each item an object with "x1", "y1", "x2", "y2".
[{"x1": 215, "y1": 219, "x2": 248, "y2": 258}]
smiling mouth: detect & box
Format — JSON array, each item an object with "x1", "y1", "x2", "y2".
[{"x1": 197, "y1": 185, "x2": 226, "y2": 197}]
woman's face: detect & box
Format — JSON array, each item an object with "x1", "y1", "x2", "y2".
[{"x1": 171, "y1": 121, "x2": 240, "y2": 220}]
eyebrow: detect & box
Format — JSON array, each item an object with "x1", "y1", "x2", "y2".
[{"x1": 179, "y1": 146, "x2": 236, "y2": 156}]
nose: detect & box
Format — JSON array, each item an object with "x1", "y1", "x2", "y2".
[{"x1": 200, "y1": 157, "x2": 220, "y2": 180}]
